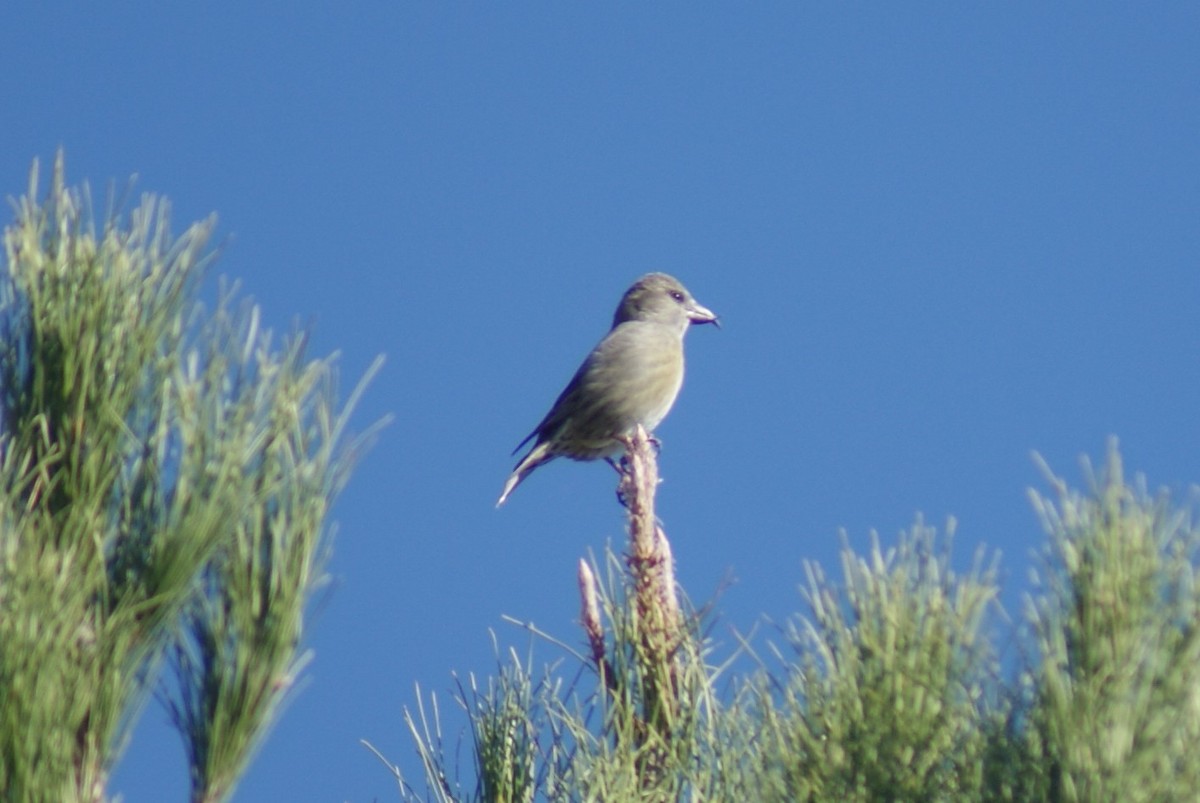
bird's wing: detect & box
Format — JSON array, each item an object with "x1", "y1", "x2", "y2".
[{"x1": 515, "y1": 352, "x2": 597, "y2": 450}]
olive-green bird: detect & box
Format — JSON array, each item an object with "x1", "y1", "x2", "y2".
[{"x1": 497, "y1": 273, "x2": 718, "y2": 507}]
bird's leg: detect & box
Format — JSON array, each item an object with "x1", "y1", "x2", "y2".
[{"x1": 609, "y1": 441, "x2": 638, "y2": 504}]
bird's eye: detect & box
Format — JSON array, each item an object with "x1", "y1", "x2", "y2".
[{"x1": 670, "y1": 291, "x2": 685, "y2": 302}]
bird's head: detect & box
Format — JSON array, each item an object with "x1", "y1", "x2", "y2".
[{"x1": 612, "y1": 273, "x2": 719, "y2": 333}]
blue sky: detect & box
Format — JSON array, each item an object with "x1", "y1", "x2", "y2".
[{"x1": 4, "y1": 5, "x2": 1199, "y2": 801}]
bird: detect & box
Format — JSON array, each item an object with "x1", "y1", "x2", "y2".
[{"x1": 497, "y1": 272, "x2": 718, "y2": 506}]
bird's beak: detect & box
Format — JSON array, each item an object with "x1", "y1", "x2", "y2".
[{"x1": 689, "y1": 303, "x2": 720, "y2": 328}]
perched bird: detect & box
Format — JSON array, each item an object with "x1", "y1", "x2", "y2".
[{"x1": 497, "y1": 273, "x2": 718, "y2": 506}]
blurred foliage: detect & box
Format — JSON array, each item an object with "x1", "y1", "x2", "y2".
[
  {"x1": 0, "y1": 153, "x2": 382, "y2": 803},
  {"x1": 386, "y1": 442, "x2": 1200, "y2": 802}
]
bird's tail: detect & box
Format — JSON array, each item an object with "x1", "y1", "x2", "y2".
[
  {"x1": 495, "y1": 442, "x2": 552, "y2": 507},
  {"x1": 496, "y1": 473, "x2": 523, "y2": 508}
]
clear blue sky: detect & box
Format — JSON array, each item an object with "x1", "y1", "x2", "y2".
[{"x1": 4, "y1": 5, "x2": 1199, "y2": 801}]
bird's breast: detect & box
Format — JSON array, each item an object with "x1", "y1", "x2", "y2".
[{"x1": 586, "y1": 322, "x2": 685, "y2": 434}]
